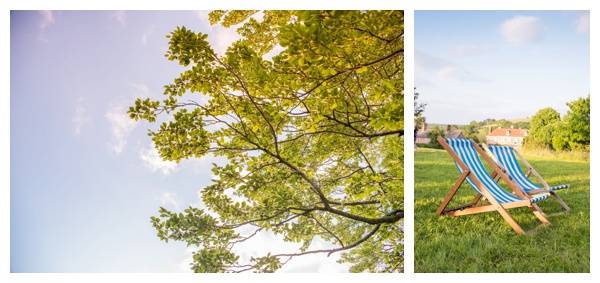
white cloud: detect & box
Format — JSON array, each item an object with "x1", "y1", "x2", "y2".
[
  {"x1": 452, "y1": 44, "x2": 479, "y2": 55},
  {"x1": 415, "y1": 50, "x2": 488, "y2": 83},
  {"x1": 129, "y1": 82, "x2": 150, "y2": 99},
  {"x1": 436, "y1": 66, "x2": 460, "y2": 79},
  {"x1": 142, "y1": 27, "x2": 154, "y2": 46},
  {"x1": 195, "y1": 11, "x2": 244, "y2": 56},
  {"x1": 178, "y1": 246, "x2": 196, "y2": 272},
  {"x1": 38, "y1": 10, "x2": 56, "y2": 43},
  {"x1": 575, "y1": 11, "x2": 590, "y2": 34},
  {"x1": 452, "y1": 44, "x2": 492, "y2": 55},
  {"x1": 39, "y1": 10, "x2": 55, "y2": 29},
  {"x1": 415, "y1": 76, "x2": 435, "y2": 89},
  {"x1": 73, "y1": 101, "x2": 91, "y2": 136},
  {"x1": 105, "y1": 103, "x2": 136, "y2": 155},
  {"x1": 105, "y1": 83, "x2": 152, "y2": 154},
  {"x1": 158, "y1": 191, "x2": 182, "y2": 211},
  {"x1": 500, "y1": 16, "x2": 545, "y2": 45},
  {"x1": 111, "y1": 11, "x2": 126, "y2": 26},
  {"x1": 140, "y1": 143, "x2": 179, "y2": 176}
]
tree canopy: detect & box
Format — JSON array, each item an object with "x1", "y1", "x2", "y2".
[
  {"x1": 524, "y1": 95, "x2": 590, "y2": 152},
  {"x1": 414, "y1": 88, "x2": 426, "y2": 126},
  {"x1": 523, "y1": 107, "x2": 561, "y2": 149},
  {"x1": 563, "y1": 94, "x2": 590, "y2": 149},
  {"x1": 129, "y1": 10, "x2": 404, "y2": 273}
]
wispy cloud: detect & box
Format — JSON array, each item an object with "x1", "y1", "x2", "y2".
[
  {"x1": 450, "y1": 43, "x2": 491, "y2": 55},
  {"x1": 415, "y1": 50, "x2": 489, "y2": 83},
  {"x1": 575, "y1": 11, "x2": 590, "y2": 34},
  {"x1": 142, "y1": 27, "x2": 154, "y2": 46},
  {"x1": 105, "y1": 103, "x2": 136, "y2": 155},
  {"x1": 38, "y1": 10, "x2": 56, "y2": 43},
  {"x1": 140, "y1": 143, "x2": 179, "y2": 176},
  {"x1": 73, "y1": 98, "x2": 91, "y2": 136},
  {"x1": 452, "y1": 44, "x2": 478, "y2": 55},
  {"x1": 195, "y1": 11, "x2": 244, "y2": 56},
  {"x1": 158, "y1": 191, "x2": 182, "y2": 211},
  {"x1": 500, "y1": 16, "x2": 545, "y2": 45},
  {"x1": 178, "y1": 246, "x2": 196, "y2": 272},
  {"x1": 111, "y1": 11, "x2": 126, "y2": 26},
  {"x1": 129, "y1": 82, "x2": 150, "y2": 99},
  {"x1": 39, "y1": 10, "x2": 55, "y2": 29}
]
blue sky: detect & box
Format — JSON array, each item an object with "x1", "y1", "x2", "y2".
[
  {"x1": 8, "y1": 10, "x2": 353, "y2": 274},
  {"x1": 415, "y1": 10, "x2": 590, "y2": 125}
]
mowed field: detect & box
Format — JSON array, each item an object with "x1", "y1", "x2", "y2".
[{"x1": 413, "y1": 148, "x2": 590, "y2": 273}]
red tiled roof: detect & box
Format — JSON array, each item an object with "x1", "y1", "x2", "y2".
[{"x1": 487, "y1": 128, "x2": 529, "y2": 137}]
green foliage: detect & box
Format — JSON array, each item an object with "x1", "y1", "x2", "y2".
[
  {"x1": 550, "y1": 121, "x2": 570, "y2": 152},
  {"x1": 524, "y1": 95, "x2": 590, "y2": 152},
  {"x1": 414, "y1": 88, "x2": 426, "y2": 118},
  {"x1": 129, "y1": 10, "x2": 404, "y2": 273},
  {"x1": 524, "y1": 107, "x2": 561, "y2": 149},
  {"x1": 462, "y1": 124, "x2": 480, "y2": 143},
  {"x1": 513, "y1": 121, "x2": 530, "y2": 129},
  {"x1": 497, "y1": 119, "x2": 513, "y2": 129},
  {"x1": 426, "y1": 127, "x2": 446, "y2": 149},
  {"x1": 529, "y1": 107, "x2": 561, "y2": 133},
  {"x1": 563, "y1": 94, "x2": 590, "y2": 148}
]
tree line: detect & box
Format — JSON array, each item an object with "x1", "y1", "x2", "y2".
[{"x1": 415, "y1": 89, "x2": 590, "y2": 153}]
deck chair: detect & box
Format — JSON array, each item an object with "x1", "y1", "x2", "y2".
[
  {"x1": 482, "y1": 144, "x2": 570, "y2": 212},
  {"x1": 436, "y1": 137, "x2": 552, "y2": 235}
]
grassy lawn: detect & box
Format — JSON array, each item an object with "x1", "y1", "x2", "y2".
[{"x1": 413, "y1": 148, "x2": 590, "y2": 272}]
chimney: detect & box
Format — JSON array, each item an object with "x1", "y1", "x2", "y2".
[
  {"x1": 446, "y1": 125, "x2": 451, "y2": 133},
  {"x1": 488, "y1": 126, "x2": 492, "y2": 134},
  {"x1": 422, "y1": 122, "x2": 427, "y2": 132}
]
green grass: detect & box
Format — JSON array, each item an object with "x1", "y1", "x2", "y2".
[
  {"x1": 414, "y1": 148, "x2": 590, "y2": 272},
  {"x1": 519, "y1": 147, "x2": 590, "y2": 162}
]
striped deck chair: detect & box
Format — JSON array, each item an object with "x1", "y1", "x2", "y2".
[
  {"x1": 437, "y1": 137, "x2": 552, "y2": 235},
  {"x1": 483, "y1": 144, "x2": 570, "y2": 212}
]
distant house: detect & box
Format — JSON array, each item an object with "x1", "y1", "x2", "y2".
[
  {"x1": 416, "y1": 123, "x2": 465, "y2": 144},
  {"x1": 486, "y1": 126, "x2": 529, "y2": 147}
]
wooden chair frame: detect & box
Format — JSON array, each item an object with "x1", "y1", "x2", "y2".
[
  {"x1": 436, "y1": 136, "x2": 550, "y2": 235},
  {"x1": 482, "y1": 143, "x2": 570, "y2": 212}
]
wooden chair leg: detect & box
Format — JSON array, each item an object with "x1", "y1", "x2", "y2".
[
  {"x1": 550, "y1": 191, "x2": 571, "y2": 212},
  {"x1": 495, "y1": 205, "x2": 526, "y2": 235},
  {"x1": 436, "y1": 171, "x2": 469, "y2": 215}
]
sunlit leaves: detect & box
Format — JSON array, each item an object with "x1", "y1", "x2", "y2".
[{"x1": 129, "y1": 10, "x2": 404, "y2": 273}]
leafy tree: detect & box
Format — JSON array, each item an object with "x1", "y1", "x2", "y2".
[
  {"x1": 462, "y1": 124, "x2": 479, "y2": 142},
  {"x1": 476, "y1": 128, "x2": 489, "y2": 145},
  {"x1": 564, "y1": 94, "x2": 590, "y2": 149},
  {"x1": 426, "y1": 127, "x2": 446, "y2": 148},
  {"x1": 498, "y1": 119, "x2": 512, "y2": 129},
  {"x1": 524, "y1": 107, "x2": 561, "y2": 149},
  {"x1": 129, "y1": 10, "x2": 404, "y2": 273},
  {"x1": 414, "y1": 88, "x2": 426, "y2": 123},
  {"x1": 551, "y1": 121, "x2": 570, "y2": 151},
  {"x1": 513, "y1": 121, "x2": 530, "y2": 130},
  {"x1": 482, "y1": 118, "x2": 496, "y2": 126}
]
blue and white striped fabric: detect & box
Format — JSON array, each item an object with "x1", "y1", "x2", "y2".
[
  {"x1": 487, "y1": 145, "x2": 569, "y2": 192},
  {"x1": 445, "y1": 138, "x2": 549, "y2": 204}
]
